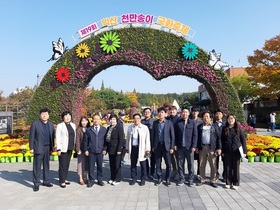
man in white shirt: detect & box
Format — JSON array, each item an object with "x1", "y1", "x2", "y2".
[
  {"x1": 126, "y1": 113, "x2": 151, "y2": 186},
  {"x1": 270, "y1": 112, "x2": 276, "y2": 132}
]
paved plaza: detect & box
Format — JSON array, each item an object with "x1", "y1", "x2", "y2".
[{"x1": 0, "y1": 129, "x2": 280, "y2": 210}]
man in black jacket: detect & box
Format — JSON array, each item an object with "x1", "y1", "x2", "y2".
[
  {"x1": 151, "y1": 107, "x2": 175, "y2": 186},
  {"x1": 213, "y1": 109, "x2": 226, "y2": 181},
  {"x1": 29, "y1": 108, "x2": 55, "y2": 192},
  {"x1": 141, "y1": 107, "x2": 155, "y2": 180},
  {"x1": 84, "y1": 114, "x2": 107, "y2": 187},
  {"x1": 174, "y1": 108, "x2": 197, "y2": 186},
  {"x1": 167, "y1": 106, "x2": 181, "y2": 180},
  {"x1": 196, "y1": 111, "x2": 221, "y2": 188}
]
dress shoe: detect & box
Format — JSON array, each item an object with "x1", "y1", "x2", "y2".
[
  {"x1": 155, "y1": 179, "x2": 162, "y2": 186},
  {"x1": 129, "y1": 179, "x2": 137, "y2": 186},
  {"x1": 42, "y1": 182, "x2": 53, "y2": 187},
  {"x1": 87, "y1": 181, "x2": 94, "y2": 188},
  {"x1": 188, "y1": 180, "x2": 194, "y2": 187},
  {"x1": 33, "y1": 186, "x2": 39, "y2": 192},
  {"x1": 211, "y1": 183, "x2": 218, "y2": 188},
  {"x1": 165, "y1": 181, "x2": 171, "y2": 186},
  {"x1": 196, "y1": 181, "x2": 204, "y2": 186},
  {"x1": 97, "y1": 181, "x2": 105, "y2": 186},
  {"x1": 65, "y1": 181, "x2": 71, "y2": 185},
  {"x1": 60, "y1": 183, "x2": 66, "y2": 188},
  {"x1": 139, "y1": 180, "x2": 145, "y2": 186},
  {"x1": 177, "y1": 180, "x2": 184, "y2": 186}
]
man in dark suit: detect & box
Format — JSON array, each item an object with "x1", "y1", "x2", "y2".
[
  {"x1": 166, "y1": 106, "x2": 181, "y2": 180},
  {"x1": 213, "y1": 109, "x2": 226, "y2": 181},
  {"x1": 29, "y1": 108, "x2": 55, "y2": 192},
  {"x1": 174, "y1": 107, "x2": 197, "y2": 186},
  {"x1": 141, "y1": 107, "x2": 155, "y2": 180},
  {"x1": 151, "y1": 107, "x2": 175, "y2": 186},
  {"x1": 84, "y1": 114, "x2": 107, "y2": 187}
]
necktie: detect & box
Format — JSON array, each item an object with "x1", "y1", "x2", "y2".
[{"x1": 94, "y1": 126, "x2": 98, "y2": 135}]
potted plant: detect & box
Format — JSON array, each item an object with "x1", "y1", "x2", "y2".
[
  {"x1": 260, "y1": 150, "x2": 269, "y2": 162},
  {"x1": 267, "y1": 149, "x2": 275, "y2": 162},
  {"x1": 0, "y1": 153, "x2": 6, "y2": 163},
  {"x1": 9, "y1": 153, "x2": 17, "y2": 163},
  {"x1": 247, "y1": 151, "x2": 256, "y2": 162},
  {"x1": 17, "y1": 153, "x2": 24, "y2": 162},
  {"x1": 252, "y1": 148, "x2": 262, "y2": 162},
  {"x1": 275, "y1": 151, "x2": 280, "y2": 162},
  {"x1": 51, "y1": 151, "x2": 59, "y2": 161}
]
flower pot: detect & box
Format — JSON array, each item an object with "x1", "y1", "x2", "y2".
[
  {"x1": 261, "y1": 156, "x2": 267, "y2": 163},
  {"x1": 0, "y1": 157, "x2": 6, "y2": 163},
  {"x1": 30, "y1": 157, "x2": 34, "y2": 162},
  {"x1": 254, "y1": 156, "x2": 260, "y2": 162},
  {"x1": 10, "y1": 157, "x2": 16, "y2": 163},
  {"x1": 17, "y1": 156, "x2": 23, "y2": 163},
  {"x1": 53, "y1": 155, "x2": 58, "y2": 161},
  {"x1": 248, "y1": 156, "x2": 255, "y2": 163},
  {"x1": 5, "y1": 157, "x2": 10, "y2": 163},
  {"x1": 24, "y1": 156, "x2": 30, "y2": 162},
  {"x1": 268, "y1": 156, "x2": 275, "y2": 163},
  {"x1": 275, "y1": 156, "x2": 280, "y2": 162}
]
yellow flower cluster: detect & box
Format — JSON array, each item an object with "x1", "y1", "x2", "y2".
[
  {"x1": 247, "y1": 134, "x2": 280, "y2": 150},
  {"x1": 247, "y1": 151, "x2": 256, "y2": 157}
]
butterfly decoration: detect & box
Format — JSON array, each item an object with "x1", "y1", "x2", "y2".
[{"x1": 47, "y1": 38, "x2": 68, "y2": 62}]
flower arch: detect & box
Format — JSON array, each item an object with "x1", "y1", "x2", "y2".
[{"x1": 27, "y1": 27, "x2": 244, "y2": 124}]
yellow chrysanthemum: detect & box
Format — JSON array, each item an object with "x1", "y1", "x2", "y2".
[{"x1": 76, "y1": 43, "x2": 90, "y2": 58}]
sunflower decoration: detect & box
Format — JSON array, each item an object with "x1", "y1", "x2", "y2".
[
  {"x1": 100, "y1": 31, "x2": 121, "y2": 54},
  {"x1": 182, "y1": 42, "x2": 198, "y2": 60},
  {"x1": 76, "y1": 43, "x2": 90, "y2": 58},
  {"x1": 55, "y1": 67, "x2": 70, "y2": 83}
]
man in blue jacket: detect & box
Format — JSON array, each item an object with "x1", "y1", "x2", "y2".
[
  {"x1": 151, "y1": 107, "x2": 175, "y2": 186},
  {"x1": 174, "y1": 107, "x2": 197, "y2": 186},
  {"x1": 84, "y1": 114, "x2": 107, "y2": 187}
]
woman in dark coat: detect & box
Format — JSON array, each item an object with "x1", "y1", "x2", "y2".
[
  {"x1": 221, "y1": 114, "x2": 246, "y2": 190},
  {"x1": 106, "y1": 114, "x2": 124, "y2": 185}
]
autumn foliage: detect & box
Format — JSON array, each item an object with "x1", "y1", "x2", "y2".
[{"x1": 246, "y1": 34, "x2": 280, "y2": 99}]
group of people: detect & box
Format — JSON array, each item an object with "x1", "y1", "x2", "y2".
[{"x1": 29, "y1": 106, "x2": 246, "y2": 192}]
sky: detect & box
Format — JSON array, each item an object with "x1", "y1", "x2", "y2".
[{"x1": 0, "y1": 0, "x2": 279, "y2": 97}]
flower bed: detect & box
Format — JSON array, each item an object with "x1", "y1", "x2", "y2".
[{"x1": 246, "y1": 134, "x2": 280, "y2": 162}]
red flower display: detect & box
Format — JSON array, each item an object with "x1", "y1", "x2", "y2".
[{"x1": 55, "y1": 68, "x2": 70, "y2": 83}]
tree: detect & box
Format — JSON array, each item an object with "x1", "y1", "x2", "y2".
[
  {"x1": 230, "y1": 74, "x2": 258, "y2": 103},
  {"x1": 101, "y1": 80, "x2": 105, "y2": 90},
  {"x1": 82, "y1": 88, "x2": 106, "y2": 113},
  {"x1": 126, "y1": 91, "x2": 138, "y2": 103},
  {"x1": 0, "y1": 90, "x2": 3, "y2": 101},
  {"x1": 7, "y1": 87, "x2": 34, "y2": 122},
  {"x1": 93, "y1": 88, "x2": 131, "y2": 110},
  {"x1": 246, "y1": 34, "x2": 280, "y2": 99}
]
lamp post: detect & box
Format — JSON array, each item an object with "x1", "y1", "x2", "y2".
[{"x1": 36, "y1": 74, "x2": 39, "y2": 87}]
